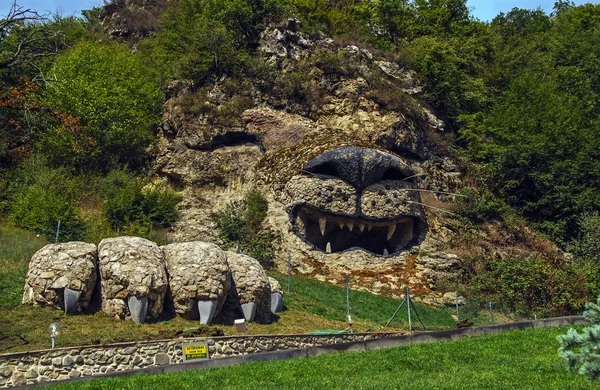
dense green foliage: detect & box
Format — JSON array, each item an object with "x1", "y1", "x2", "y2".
[
  {"x1": 558, "y1": 296, "x2": 600, "y2": 380},
  {"x1": 42, "y1": 41, "x2": 162, "y2": 170},
  {"x1": 51, "y1": 326, "x2": 595, "y2": 389},
  {"x1": 214, "y1": 190, "x2": 276, "y2": 268},
  {"x1": 100, "y1": 169, "x2": 181, "y2": 236}
]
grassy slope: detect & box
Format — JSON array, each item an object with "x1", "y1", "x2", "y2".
[
  {"x1": 50, "y1": 326, "x2": 594, "y2": 389},
  {"x1": 270, "y1": 273, "x2": 456, "y2": 330}
]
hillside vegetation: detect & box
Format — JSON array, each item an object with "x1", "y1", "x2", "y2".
[{"x1": 1, "y1": 0, "x2": 600, "y2": 316}]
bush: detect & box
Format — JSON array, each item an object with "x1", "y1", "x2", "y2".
[
  {"x1": 455, "y1": 187, "x2": 509, "y2": 223},
  {"x1": 100, "y1": 169, "x2": 180, "y2": 234},
  {"x1": 464, "y1": 254, "x2": 587, "y2": 317},
  {"x1": 9, "y1": 159, "x2": 85, "y2": 241},
  {"x1": 558, "y1": 296, "x2": 600, "y2": 380},
  {"x1": 214, "y1": 189, "x2": 275, "y2": 268}
]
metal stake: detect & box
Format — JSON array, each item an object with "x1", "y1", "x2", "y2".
[
  {"x1": 55, "y1": 220, "x2": 61, "y2": 243},
  {"x1": 406, "y1": 287, "x2": 412, "y2": 331},
  {"x1": 456, "y1": 291, "x2": 460, "y2": 321},
  {"x1": 287, "y1": 252, "x2": 291, "y2": 293},
  {"x1": 346, "y1": 273, "x2": 350, "y2": 317},
  {"x1": 489, "y1": 302, "x2": 495, "y2": 324}
]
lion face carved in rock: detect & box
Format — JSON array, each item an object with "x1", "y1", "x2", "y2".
[
  {"x1": 158, "y1": 100, "x2": 461, "y2": 304},
  {"x1": 157, "y1": 26, "x2": 463, "y2": 303}
]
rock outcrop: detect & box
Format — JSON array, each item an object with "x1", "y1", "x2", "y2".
[
  {"x1": 162, "y1": 241, "x2": 231, "y2": 322},
  {"x1": 98, "y1": 237, "x2": 168, "y2": 323},
  {"x1": 22, "y1": 242, "x2": 97, "y2": 313}
]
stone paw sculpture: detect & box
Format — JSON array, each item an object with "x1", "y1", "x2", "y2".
[
  {"x1": 226, "y1": 251, "x2": 273, "y2": 323},
  {"x1": 23, "y1": 237, "x2": 279, "y2": 325},
  {"x1": 22, "y1": 242, "x2": 97, "y2": 314},
  {"x1": 98, "y1": 237, "x2": 168, "y2": 323},
  {"x1": 162, "y1": 241, "x2": 231, "y2": 324}
]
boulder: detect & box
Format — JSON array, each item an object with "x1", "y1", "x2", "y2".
[
  {"x1": 22, "y1": 242, "x2": 97, "y2": 313},
  {"x1": 98, "y1": 237, "x2": 168, "y2": 322},
  {"x1": 226, "y1": 251, "x2": 272, "y2": 323},
  {"x1": 162, "y1": 241, "x2": 231, "y2": 322}
]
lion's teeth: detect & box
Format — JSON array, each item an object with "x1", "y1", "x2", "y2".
[
  {"x1": 348, "y1": 222, "x2": 354, "y2": 231},
  {"x1": 368, "y1": 224, "x2": 373, "y2": 231},
  {"x1": 387, "y1": 224, "x2": 396, "y2": 241},
  {"x1": 326, "y1": 242, "x2": 332, "y2": 253},
  {"x1": 359, "y1": 223, "x2": 365, "y2": 232},
  {"x1": 339, "y1": 222, "x2": 345, "y2": 230},
  {"x1": 383, "y1": 248, "x2": 389, "y2": 256},
  {"x1": 319, "y1": 217, "x2": 327, "y2": 236}
]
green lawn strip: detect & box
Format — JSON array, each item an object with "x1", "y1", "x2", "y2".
[
  {"x1": 49, "y1": 326, "x2": 594, "y2": 389},
  {"x1": 270, "y1": 272, "x2": 456, "y2": 329}
]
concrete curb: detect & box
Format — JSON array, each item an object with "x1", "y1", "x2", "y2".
[{"x1": 16, "y1": 315, "x2": 588, "y2": 389}]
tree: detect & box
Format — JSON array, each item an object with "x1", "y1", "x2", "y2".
[
  {"x1": 0, "y1": 2, "x2": 60, "y2": 73},
  {"x1": 41, "y1": 40, "x2": 162, "y2": 170},
  {"x1": 558, "y1": 296, "x2": 600, "y2": 380}
]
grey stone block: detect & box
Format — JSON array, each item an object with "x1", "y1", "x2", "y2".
[
  {"x1": 241, "y1": 302, "x2": 257, "y2": 322},
  {"x1": 271, "y1": 293, "x2": 284, "y2": 313},
  {"x1": 64, "y1": 288, "x2": 82, "y2": 315},
  {"x1": 197, "y1": 300, "x2": 218, "y2": 324}
]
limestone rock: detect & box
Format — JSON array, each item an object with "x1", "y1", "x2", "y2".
[
  {"x1": 162, "y1": 241, "x2": 231, "y2": 320},
  {"x1": 268, "y1": 277, "x2": 282, "y2": 294},
  {"x1": 98, "y1": 237, "x2": 167, "y2": 320},
  {"x1": 22, "y1": 242, "x2": 97, "y2": 312},
  {"x1": 226, "y1": 251, "x2": 272, "y2": 323}
]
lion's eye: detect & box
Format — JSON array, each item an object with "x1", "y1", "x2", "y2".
[
  {"x1": 307, "y1": 162, "x2": 339, "y2": 178},
  {"x1": 380, "y1": 167, "x2": 409, "y2": 182}
]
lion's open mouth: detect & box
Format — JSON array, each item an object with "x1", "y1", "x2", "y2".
[{"x1": 291, "y1": 205, "x2": 419, "y2": 256}]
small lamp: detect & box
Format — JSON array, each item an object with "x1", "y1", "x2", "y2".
[
  {"x1": 346, "y1": 314, "x2": 353, "y2": 333},
  {"x1": 47, "y1": 322, "x2": 61, "y2": 348}
]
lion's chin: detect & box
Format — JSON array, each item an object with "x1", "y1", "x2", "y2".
[{"x1": 291, "y1": 204, "x2": 420, "y2": 257}]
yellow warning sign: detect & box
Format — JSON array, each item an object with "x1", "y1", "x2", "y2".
[{"x1": 183, "y1": 343, "x2": 209, "y2": 361}]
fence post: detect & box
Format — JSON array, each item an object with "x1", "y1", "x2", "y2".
[
  {"x1": 55, "y1": 220, "x2": 61, "y2": 244},
  {"x1": 407, "y1": 287, "x2": 412, "y2": 331},
  {"x1": 489, "y1": 302, "x2": 495, "y2": 325},
  {"x1": 455, "y1": 291, "x2": 460, "y2": 321},
  {"x1": 287, "y1": 252, "x2": 291, "y2": 293}
]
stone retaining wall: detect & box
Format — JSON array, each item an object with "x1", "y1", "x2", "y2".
[{"x1": 0, "y1": 332, "x2": 397, "y2": 388}]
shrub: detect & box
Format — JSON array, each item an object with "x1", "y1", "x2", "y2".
[
  {"x1": 558, "y1": 296, "x2": 600, "y2": 380},
  {"x1": 455, "y1": 188, "x2": 509, "y2": 223},
  {"x1": 9, "y1": 159, "x2": 85, "y2": 241},
  {"x1": 214, "y1": 189, "x2": 275, "y2": 268},
  {"x1": 464, "y1": 254, "x2": 587, "y2": 317},
  {"x1": 100, "y1": 169, "x2": 180, "y2": 234}
]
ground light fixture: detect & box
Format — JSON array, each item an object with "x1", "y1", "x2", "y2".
[{"x1": 47, "y1": 322, "x2": 61, "y2": 348}]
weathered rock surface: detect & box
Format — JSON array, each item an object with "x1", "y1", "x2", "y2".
[
  {"x1": 22, "y1": 242, "x2": 97, "y2": 312},
  {"x1": 268, "y1": 277, "x2": 282, "y2": 294},
  {"x1": 162, "y1": 241, "x2": 231, "y2": 320},
  {"x1": 98, "y1": 237, "x2": 168, "y2": 321},
  {"x1": 226, "y1": 251, "x2": 272, "y2": 323}
]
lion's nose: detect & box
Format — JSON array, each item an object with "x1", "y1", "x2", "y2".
[{"x1": 303, "y1": 146, "x2": 414, "y2": 189}]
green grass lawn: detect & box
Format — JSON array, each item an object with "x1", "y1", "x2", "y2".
[{"x1": 49, "y1": 326, "x2": 594, "y2": 389}]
